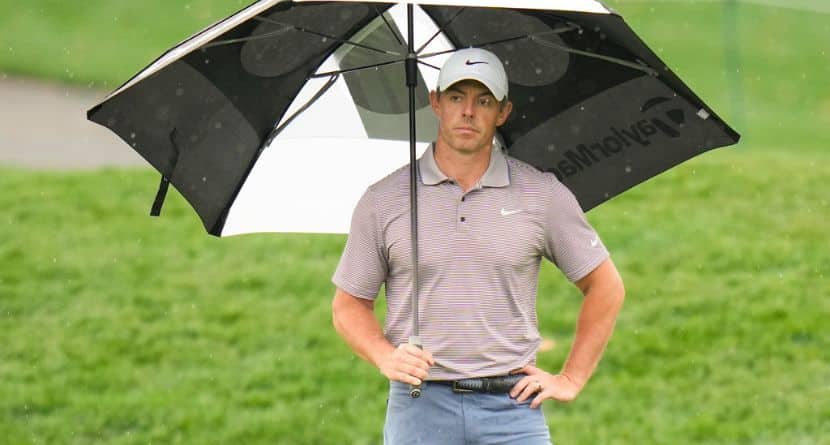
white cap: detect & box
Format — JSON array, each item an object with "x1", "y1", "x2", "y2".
[{"x1": 437, "y1": 48, "x2": 508, "y2": 101}]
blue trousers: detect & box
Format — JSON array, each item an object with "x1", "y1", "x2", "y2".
[{"x1": 384, "y1": 381, "x2": 553, "y2": 445}]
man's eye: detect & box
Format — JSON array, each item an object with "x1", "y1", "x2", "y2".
[
  {"x1": 479, "y1": 98, "x2": 493, "y2": 106},
  {"x1": 450, "y1": 95, "x2": 462, "y2": 102}
]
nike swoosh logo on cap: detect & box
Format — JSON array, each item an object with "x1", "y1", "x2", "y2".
[{"x1": 465, "y1": 60, "x2": 488, "y2": 66}]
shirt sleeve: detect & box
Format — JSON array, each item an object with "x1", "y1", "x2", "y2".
[
  {"x1": 542, "y1": 179, "x2": 610, "y2": 283},
  {"x1": 332, "y1": 187, "x2": 388, "y2": 300}
]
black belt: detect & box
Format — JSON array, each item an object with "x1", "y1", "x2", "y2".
[{"x1": 430, "y1": 374, "x2": 525, "y2": 394}]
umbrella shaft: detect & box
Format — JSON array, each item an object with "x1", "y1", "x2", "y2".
[{"x1": 406, "y1": 3, "x2": 420, "y2": 337}]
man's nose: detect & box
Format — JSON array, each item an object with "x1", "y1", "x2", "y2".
[{"x1": 462, "y1": 98, "x2": 475, "y2": 117}]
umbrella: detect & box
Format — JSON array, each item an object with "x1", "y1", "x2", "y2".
[
  {"x1": 87, "y1": 0, "x2": 739, "y2": 237},
  {"x1": 88, "y1": 0, "x2": 739, "y2": 397}
]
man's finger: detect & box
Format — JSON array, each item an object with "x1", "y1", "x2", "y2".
[
  {"x1": 400, "y1": 345, "x2": 435, "y2": 367},
  {"x1": 398, "y1": 371, "x2": 421, "y2": 386},
  {"x1": 530, "y1": 393, "x2": 544, "y2": 409},
  {"x1": 402, "y1": 363, "x2": 428, "y2": 380}
]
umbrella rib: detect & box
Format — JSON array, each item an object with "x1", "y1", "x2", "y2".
[
  {"x1": 262, "y1": 74, "x2": 340, "y2": 148},
  {"x1": 530, "y1": 35, "x2": 658, "y2": 76},
  {"x1": 415, "y1": 12, "x2": 578, "y2": 56},
  {"x1": 418, "y1": 34, "x2": 528, "y2": 59},
  {"x1": 415, "y1": 7, "x2": 466, "y2": 55},
  {"x1": 417, "y1": 59, "x2": 441, "y2": 71},
  {"x1": 374, "y1": 4, "x2": 404, "y2": 47},
  {"x1": 200, "y1": 28, "x2": 293, "y2": 49},
  {"x1": 309, "y1": 58, "x2": 406, "y2": 79},
  {"x1": 252, "y1": 15, "x2": 402, "y2": 56}
]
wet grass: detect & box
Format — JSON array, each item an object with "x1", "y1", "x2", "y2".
[{"x1": 1, "y1": 148, "x2": 828, "y2": 444}]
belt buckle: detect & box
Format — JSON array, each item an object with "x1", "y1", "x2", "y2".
[{"x1": 451, "y1": 381, "x2": 474, "y2": 393}]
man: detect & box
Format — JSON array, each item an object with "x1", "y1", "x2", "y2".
[{"x1": 332, "y1": 48, "x2": 625, "y2": 444}]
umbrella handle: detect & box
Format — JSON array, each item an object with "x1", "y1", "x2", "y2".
[{"x1": 408, "y1": 336, "x2": 422, "y2": 398}]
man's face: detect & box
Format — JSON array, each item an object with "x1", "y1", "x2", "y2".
[{"x1": 429, "y1": 80, "x2": 512, "y2": 156}]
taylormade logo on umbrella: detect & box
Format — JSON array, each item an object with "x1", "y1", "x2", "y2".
[{"x1": 546, "y1": 96, "x2": 687, "y2": 180}]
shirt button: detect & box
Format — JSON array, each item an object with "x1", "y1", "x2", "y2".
[
  {"x1": 460, "y1": 217, "x2": 466, "y2": 222},
  {"x1": 461, "y1": 196, "x2": 466, "y2": 202}
]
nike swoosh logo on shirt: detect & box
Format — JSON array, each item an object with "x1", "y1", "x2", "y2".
[
  {"x1": 591, "y1": 236, "x2": 600, "y2": 247},
  {"x1": 500, "y1": 208, "x2": 522, "y2": 216}
]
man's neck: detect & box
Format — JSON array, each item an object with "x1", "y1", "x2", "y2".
[{"x1": 433, "y1": 141, "x2": 492, "y2": 192}]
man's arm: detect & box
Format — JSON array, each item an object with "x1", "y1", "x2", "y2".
[
  {"x1": 511, "y1": 258, "x2": 625, "y2": 408},
  {"x1": 332, "y1": 288, "x2": 434, "y2": 385}
]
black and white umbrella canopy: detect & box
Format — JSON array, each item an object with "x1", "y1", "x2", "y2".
[{"x1": 88, "y1": 0, "x2": 739, "y2": 236}]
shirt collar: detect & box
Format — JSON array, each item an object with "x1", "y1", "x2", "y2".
[{"x1": 418, "y1": 140, "x2": 510, "y2": 188}]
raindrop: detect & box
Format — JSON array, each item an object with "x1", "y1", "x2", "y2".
[
  {"x1": 202, "y1": 177, "x2": 207, "y2": 182},
  {"x1": 546, "y1": 144, "x2": 556, "y2": 152},
  {"x1": 625, "y1": 166, "x2": 632, "y2": 173},
  {"x1": 130, "y1": 132, "x2": 136, "y2": 139},
  {"x1": 579, "y1": 106, "x2": 585, "y2": 111},
  {"x1": 528, "y1": 96, "x2": 536, "y2": 103},
  {"x1": 175, "y1": 88, "x2": 184, "y2": 96},
  {"x1": 521, "y1": 114, "x2": 526, "y2": 120},
  {"x1": 321, "y1": 37, "x2": 328, "y2": 43},
  {"x1": 534, "y1": 67, "x2": 542, "y2": 75},
  {"x1": 204, "y1": 58, "x2": 211, "y2": 65},
  {"x1": 214, "y1": 122, "x2": 222, "y2": 129}
]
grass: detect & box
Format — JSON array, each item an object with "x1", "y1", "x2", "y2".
[{"x1": 2, "y1": 148, "x2": 828, "y2": 444}]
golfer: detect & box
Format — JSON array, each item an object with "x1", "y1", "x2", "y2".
[{"x1": 332, "y1": 48, "x2": 625, "y2": 444}]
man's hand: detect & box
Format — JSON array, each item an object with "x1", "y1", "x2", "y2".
[
  {"x1": 378, "y1": 343, "x2": 435, "y2": 386},
  {"x1": 509, "y1": 365, "x2": 582, "y2": 409}
]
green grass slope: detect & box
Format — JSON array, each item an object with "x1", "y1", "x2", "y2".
[{"x1": 2, "y1": 149, "x2": 828, "y2": 444}]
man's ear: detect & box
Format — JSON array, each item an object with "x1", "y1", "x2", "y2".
[
  {"x1": 429, "y1": 90, "x2": 440, "y2": 116},
  {"x1": 496, "y1": 100, "x2": 513, "y2": 126}
]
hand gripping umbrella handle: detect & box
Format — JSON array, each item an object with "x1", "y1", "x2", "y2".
[{"x1": 408, "y1": 336, "x2": 423, "y2": 398}]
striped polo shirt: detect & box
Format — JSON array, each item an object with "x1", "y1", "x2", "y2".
[{"x1": 333, "y1": 142, "x2": 609, "y2": 380}]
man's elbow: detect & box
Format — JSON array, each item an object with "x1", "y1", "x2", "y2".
[{"x1": 612, "y1": 280, "x2": 625, "y2": 310}]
